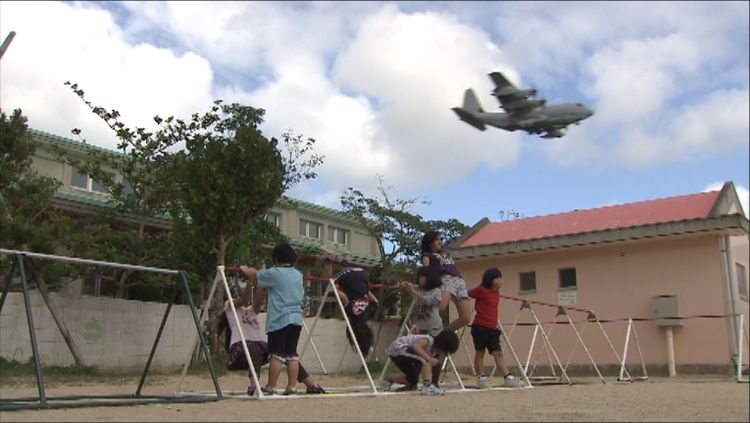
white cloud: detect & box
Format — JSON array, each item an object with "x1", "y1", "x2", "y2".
[
  {"x1": 1, "y1": 1, "x2": 747, "y2": 208},
  {"x1": 331, "y1": 5, "x2": 523, "y2": 189},
  {"x1": 606, "y1": 88, "x2": 749, "y2": 168},
  {"x1": 489, "y1": 1, "x2": 748, "y2": 169},
  {"x1": 584, "y1": 33, "x2": 700, "y2": 124},
  {"x1": 0, "y1": 1, "x2": 215, "y2": 150},
  {"x1": 135, "y1": 3, "x2": 526, "y2": 197}
]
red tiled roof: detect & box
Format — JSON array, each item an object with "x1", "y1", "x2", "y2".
[{"x1": 459, "y1": 190, "x2": 722, "y2": 248}]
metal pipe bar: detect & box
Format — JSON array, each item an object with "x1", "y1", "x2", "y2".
[
  {"x1": 181, "y1": 271, "x2": 222, "y2": 398},
  {"x1": 0, "y1": 249, "x2": 179, "y2": 275},
  {"x1": 619, "y1": 319, "x2": 633, "y2": 381},
  {"x1": 137, "y1": 288, "x2": 176, "y2": 395},
  {"x1": 176, "y1": 271, "x2": 222, "y2": 393},
  {"x1": 0, "y1": 259, "x2": 18, "y2": 312},
  {"x1": 327, "y1": 278, "x2": 378, "y2": 393},
  {"x1": 218, "y1": 267, "x2": 261, "y2": 399},
  {"x1": 17, "y1": 254, "x2": 47, "y2": 404}
]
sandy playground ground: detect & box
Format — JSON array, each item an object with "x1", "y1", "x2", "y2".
[{"x1": 1, "y1": 370, "x2": 748, "y2": 422}]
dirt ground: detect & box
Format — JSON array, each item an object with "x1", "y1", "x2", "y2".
[{"x1": 1, "y1": 371, "x2": 748, "y2": 422}]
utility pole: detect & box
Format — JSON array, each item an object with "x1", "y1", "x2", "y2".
[{"x1": 0, "y1": 31, "x2": 17, "y2": 61}]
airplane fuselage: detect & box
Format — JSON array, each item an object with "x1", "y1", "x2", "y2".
[{"x1": 474, "y1": 103, "x2": 592, "y2": 131}]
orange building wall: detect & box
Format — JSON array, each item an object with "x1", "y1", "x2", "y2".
[{"x1": 452, "y1": 233, "x2": 749, "y2": 373}]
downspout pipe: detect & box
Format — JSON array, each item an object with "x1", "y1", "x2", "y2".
[{"x1": 720, "y1": 235, "x2": 740, "y2": 366}]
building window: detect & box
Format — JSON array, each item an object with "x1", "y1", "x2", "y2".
[
  {"x1": 265, "y1": 213, "x2": 281, "y2": 228},
  {"x1": 520, "y1": 272, "x2": 536, "y2": 293},
  {"x1": 328, "y1": 226, "x2": 349, "y2": 245},
  {"x1": 71, "y1": 168, "x2": 108, "y2": 194},
  {"x1": 737, "y1": 263, "x2": 748, "y2": 301},
  {"x1": 559, "y1": 268, "x2": 577, "y2": 289},
  {"x1": 299, "y1": 219, "x2": 321, "y2": 240}
]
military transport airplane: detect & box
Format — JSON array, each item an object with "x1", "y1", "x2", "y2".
[{"x1": 452, "y1": 71, "x2": 593, "y2": 138}]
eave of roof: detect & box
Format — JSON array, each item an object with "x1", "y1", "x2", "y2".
[{"x1": 451, "y1": 214, "x2": 749, "y2": 260}]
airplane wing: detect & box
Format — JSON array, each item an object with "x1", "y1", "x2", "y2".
[{"x1": 488, "y1": 72, "x2": 545, "y2": 116}]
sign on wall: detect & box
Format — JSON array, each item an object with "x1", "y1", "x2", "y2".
[{"x1": 558, "y1": 290, "x2": 577, "y2": 306}]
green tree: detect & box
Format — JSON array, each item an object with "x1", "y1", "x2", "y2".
[
  {"x1": 0, "y1": 108, "x2": 88, "y2": 365},
  {"x1": 64, "y1": 84, "x2": 323, "y2": 351},
  {"x1": 340, "y1": 175, "x2": 469, "y2": 315}
]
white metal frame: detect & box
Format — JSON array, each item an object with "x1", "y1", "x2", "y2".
[
  {"x1": 298, "y1": 278, "x2": 379, "y2": 394},
  {"x1": 375, "y1": 301, "x2": 467, "y2": 390},
  {"x1": 617, "y1": 318, "x2": 648, "y2": 382},
  {"x1": 176, "y1": 266, "x2": 328, "y2": 399},
  {"x1": 500, "y1": 300, "x2": 572, "y2": 385},
  {"x1": 737, "y1": 314, "x2": 748, "y2": 383}
]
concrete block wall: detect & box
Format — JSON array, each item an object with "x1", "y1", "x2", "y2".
[
  {"x1": 307, "y1": 317, "x2": 401, "y2": 373},
  {"x1": 1, "y1": 292, "x2": 404, "y2": 374},
  {"x1": 0, "y1": 292, "x2": 197, "y2": 373}
]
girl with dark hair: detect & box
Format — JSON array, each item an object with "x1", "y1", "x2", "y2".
[
  {"x1": 420, "y1": 230, "x2": 472, "y2": 332},
  {"x1": 333, "y1": 267, "x2": 379, "y2": 357},
  {"x1": 380, "y1": 330, "x2": 459, "y2": 395},
  {"x1": 468, "y1": 267, "x2": 521, "y2": 389},
  {"x1": 400, "y1": 266, "x2": 444, "y2": 336}
]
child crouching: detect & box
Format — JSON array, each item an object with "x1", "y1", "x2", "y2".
[{"x1": 380, "y1": 330, "x2": 459, "y2": 395}]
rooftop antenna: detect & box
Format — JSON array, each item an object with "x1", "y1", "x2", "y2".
[{"x1": 0, "y1": 31, "x2": 16, "y2": 61}]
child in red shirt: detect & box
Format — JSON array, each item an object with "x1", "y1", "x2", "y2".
[{"x1": 467, "y1": 267, "x2": 521, "y2": 389}]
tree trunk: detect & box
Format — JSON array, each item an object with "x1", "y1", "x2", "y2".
[
  {"x1": 114, "y1": 269, "x2": 133, "y2": 298},
  {"x1": 30, "y1": 266, "x2": 88, "y2": 367},
  {"x1": 207, "y1": 233, "x2": 228, "y2": 356}
]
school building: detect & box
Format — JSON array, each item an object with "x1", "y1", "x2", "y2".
[
  {"x1": 27, "y1": 128, "x2": 381, "y2": 286},
  {"x1": 0, "y1": 128, "x2": 382, "y2": 371},
  {"x1": 447, "y1": 182, "x2": 749, "y2": 376}
]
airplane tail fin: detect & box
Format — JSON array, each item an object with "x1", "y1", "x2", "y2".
[
  {"x1": 462, "y1": 88, "x2": 484, "y2": 114},
  {"x1": 452, "y1": 88, "x2": 486, "y2": 131}
]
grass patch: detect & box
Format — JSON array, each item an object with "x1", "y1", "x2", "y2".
[
  {"x1": 0, "y1": 357, "x2": 168, "y2": 387},
  {"x1": 185, "y1": 356, "x2": 227, "y2": 377},
  {"x1": 0, "y1": 356, "x2": 100, "y2": 378}
]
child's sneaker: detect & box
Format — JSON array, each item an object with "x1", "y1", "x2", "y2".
[
  {"x1": 420, "y1": 384, "x2": 444, "y2": 396},
  {"x1": 380, "y1": 377, "x2": 392, "y2": 392},
  {"x1": 306, "y1": 384, "x2": 326, "y2": 394},
  {"x1": 503, "y1": 375, "x2": 522, "y2": 388},
  {"x1": 246, "y1": 386, "x2": 256, "y2": 396},
  {"x1": 282, "y1": 387, "x2": 297, "y2": 396},
  {"x1": 260, "y1": 386, "x2": 276, "y2": 396},
  {"x1": 477, "y1": 375, "x2": 492, "y2": 389}
]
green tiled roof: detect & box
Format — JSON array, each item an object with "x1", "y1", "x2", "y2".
[
  {"x1": 289, "y1": 238, "x2": 381, "y2": 266},
  {"x1": 29, "y1": 128, "x2": 127, "y2": 158},
  {"x1": 30, "y1": 128, "x2": 357, "y2": 222},
  {"x1": 279, "y1": 197, "x2": 351, "y2": 220},
  {"x1": 53, "y1": 191, "x2": 173, "y2": 222},
  {"x1": 54, "y1": 190, "x2": 115, "y2": 208},
  {"x1": 32, "y1": 127, "x2": 380, "y2": 262}
]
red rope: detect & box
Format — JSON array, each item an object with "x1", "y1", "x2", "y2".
[
  {"x1": 224, "y1": 268, "x2": 400, "y2": 289},
  {"x1": 499, "y1": 293, "x2": 592, "y2": 314},
  {"x1": 509, "y1": 314, "x2": 741, "y2": 326}
]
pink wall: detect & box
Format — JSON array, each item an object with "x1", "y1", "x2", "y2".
[{"x1": 452, "y1": 233, "x2": 750, "y2": 372}]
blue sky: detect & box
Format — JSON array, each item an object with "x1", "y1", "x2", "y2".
[{"x1": 1, "y1": 1, "x2": 748, "y2": 226}]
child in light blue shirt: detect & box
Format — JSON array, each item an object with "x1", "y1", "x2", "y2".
[{"x1": 240, "y1": 243, "x2": 304, "y2": 395}]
